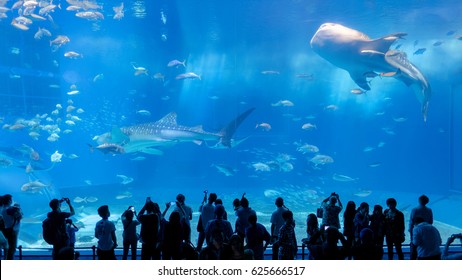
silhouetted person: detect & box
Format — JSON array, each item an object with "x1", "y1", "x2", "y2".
[
  {"x1": 320, "y1": 192, "x2": 343, "y2": 230},
  {"x1": 343, "y1": 201, "x2": 356, "y2": 259},
  {"x1": 412, "y1": 216, "x2": 441, "y2": 260},
  {"x1": 270, "y1": 197, "x2": 288, "y2": 260},
  {"x1": 278, "y1": 210, "x2": 297, "y2": 260},
  {"x1": 197, "y1": 191, "x2": 217, "y2": 252},
  {"x1": 47, "y1": 198, "x2": 74, "y2": 260},
  {"x1": 65, "y1": 219, "x2": 79, "y2": 248},
  {"x1": 303, "y1": 213, "x2": 322, "y2": 260},
  {"x1": 352, "y1": 228, "x2": 382, "y2": 260},
  {"x1": 137, "y1": 198, "x2": 161, "y2": 260},
  {"x1": 221, "y1": 233, "x2": 254, "y2": 260},
  {"x1": 235, "y1": 197, "x2": 256, "y2": 239},
  {"x1": 308, "y1": 226, "x2": 347, "y2": 260},
  {"x1": 1, "y1": 194, "x2": 23, "y2": 260},
  {"x1": 409, "y1": 194, "x2": 433, "y2": 260},
  {"x1": 161, "y1": 211, "x2": 184, "y2": 260},
  {"x1": 95, "y1": 205, "x2": 117, "y2": 260},
  {"x1": 214, "y1": 199, "x2": 228, "y2": 220},
  {"x1": 199, "y1": 230, "x2": 225, "y2": 260},
  {"x1": 369, "y1": 204, "x2": 385, "y2": 258},
  {"x1": 121, "y1": 206, "x2": 140, "y2": 260},
  {"x1": 245, "y1": 213, "x2": 270, "y2": 260},
  {"x1": 384, "y1": 198, "x2": 405, "y2": 260},
  {"x1": 172, "y1": 194, "x2": 193, "y2": 242},
  {"x1": 442, "y1": 234, "x2": 462, "y2": 260},
  {"x1": 0, "y1": 213, "x2": 8, "y2": 260},
  {"x1": 205, "y1": 205, "x2": 233, "y2": 246},
  {"x1": 353, "y1": 202, "x2": 370, "y2": 245}
]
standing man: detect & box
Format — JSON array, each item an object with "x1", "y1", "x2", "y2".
[
  {"x1": 409, "y1": 194, "x2": 433, "y2": 260},
  {"x1": 320, "y1": 192, "x2": 343, "y2": 230},
  {"x1": 270, "y1": 197, "x2": 287, "y2": 260},
  {"x1": 172, "y1": 194, "x2": 193, "y2": 242},
  {"x1": 95, "y1": 205, "x2": 117, "y2": 260},
  {"x1": 47, "y1": 198, "x2": 75, "y2": 260}
]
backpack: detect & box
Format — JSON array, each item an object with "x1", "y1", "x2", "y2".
[{"x1": 42, "y1": 217, "x2": 65, "y2": 245}]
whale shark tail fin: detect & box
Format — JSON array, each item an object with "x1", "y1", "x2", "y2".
[{"x1": 219, "y1": 108, "x2": 255, "y2": 148}]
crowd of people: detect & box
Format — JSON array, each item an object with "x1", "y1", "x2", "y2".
[{"x1": 0, "y1": 192, "x2": 461, "y2": 260}]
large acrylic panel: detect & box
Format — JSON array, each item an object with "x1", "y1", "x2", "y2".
[{"x1": 0, "y1": 0, "x2": 462, "y2": 252}]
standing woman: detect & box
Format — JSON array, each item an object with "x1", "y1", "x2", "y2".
[
  {"x1": 1, "y1": 194, "x2": 23, "y2": 260},
  {"x1": 121, "y1": 206, "x2": 140, "y2": 260},
  {"x1": 95, "y1": 205, "x2": 117, "y2": 260},
  {"x1": 278, "y1": 210, "x2": 297, "y2": 260},
  {"x1": 384, "y1": 198, "x2": 405, "y2": 260},
  {"x1": 342, "y1": 201, "x2": 356, "y2": 259}
]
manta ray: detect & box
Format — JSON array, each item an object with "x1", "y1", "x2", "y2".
[
  {"x1": 310, "y1": 22, "x2": 431, "y2": 121},
  {"x1": 94, "y1": 108, "x2": 255, "y2": 155}
]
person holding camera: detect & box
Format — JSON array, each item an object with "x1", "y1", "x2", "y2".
[
  {"x1": 137, "y1": 197, "x2": 161, "y2": 260},
  {"x1": 442, "y1": 233, "x2": 462, "y2": 260},
  {"x1": 47, "y1": 197, "x2": 75, "y2": 260},
  {"x1": 320, "y1": 192, "x2": 343, "y2": 231},
  {"x1": 65, "y1": 218, "x2": 79, "y2": 248},
  {"x1": 197, "y1": 190, "x2": 217, "y2": 252},
  {"x1": 121, "y1": 206, "x2": 140, "y2": 260}
]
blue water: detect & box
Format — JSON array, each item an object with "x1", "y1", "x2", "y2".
[{"x1": 1, "y1": 0, "x2": 462, "y2": 248}]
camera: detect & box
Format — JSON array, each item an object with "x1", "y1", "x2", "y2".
[
  {"x1": 59, "y1": 198, "x2": 65, "y2": 203},
  {"x1": 451, "y1": 233, "x2": 462, "y2": 239},
  {"x1": 129, "y1": 206, "x2": 135, "y2": 212}
]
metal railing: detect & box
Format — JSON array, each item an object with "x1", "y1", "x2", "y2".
[{"x1": 9, "y1": 244, "x2": 462, "y2": 260}]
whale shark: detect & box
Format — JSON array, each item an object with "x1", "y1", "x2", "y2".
[
  {"x1": 94, "y1": 108, "x2": 255, "y2": 155},
  {"x1": 310, "y1": 22, "x2": 431, "y2": 121}
]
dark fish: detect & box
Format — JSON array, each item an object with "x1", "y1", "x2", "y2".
[
  {"x1": 433, "y1": 41, "x2": 443, "y2": 46},
  {"x1": 413, "y1": 48, "x2": 426, "y2": 55},
  {"x1": 394, "y1": 43, "x2": 402, "y2": 50},
  {"x1": 413, "y1": 40, "x2": 419, "y2": 48},
  {"x1": 446, "y1": 30, "x2": 456, "y2": 36}
]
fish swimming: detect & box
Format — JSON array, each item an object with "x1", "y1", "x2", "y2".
[
  {"x1": 94, "y1": 108, "x2": 255, "y2": 155},
  {"x1": 310, "y1": 23, "x2": 431, "y2": 121}
]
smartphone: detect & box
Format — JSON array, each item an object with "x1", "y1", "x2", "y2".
[
  {"x1": 324, "y1": 226, "x2": 330, "y2": 230},
  {"x1": 146, "y1": 197, "x2": 151, "y2": 203},
  {"x1": 170, "y1": 201, "x2": 176, "y2": 206},
  {"x1": 130, "y1": 206, "x2": 135, "y2": 212}
]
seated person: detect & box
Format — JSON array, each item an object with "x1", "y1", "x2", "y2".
[
  {"x1": 352, "y1": 228, "x2": 382, "y2": 260},
  {"x1": 308, "y1": 226, "x2": 347, "y2": 260},
  {"x1": 441, "y1": 233, "x2": 462, "y2": 260}
]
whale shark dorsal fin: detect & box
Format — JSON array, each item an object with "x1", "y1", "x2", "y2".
[
  {"x1": 111, "y1": 126, "x2": 130, "y2": 145},
  {"x1": 156, "y1": 112, "x2": 177, "y2": 126},
  {"x1": 191, "y1": 125, "x2": 204, "y2": 131}
]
